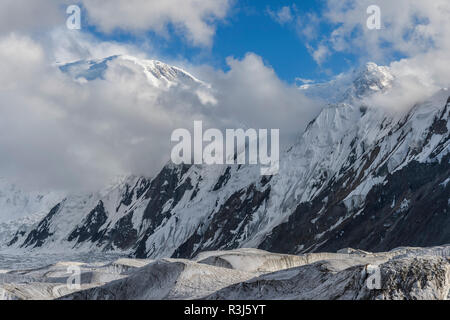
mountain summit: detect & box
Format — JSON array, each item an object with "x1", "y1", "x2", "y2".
[
  {"x1": 60, "y1": 55, "x2": 205, "y2": 88},
  {"x1": 345, "y1": 62, "x2": 394, "y2": 99},
  {"x1": 300, "y1": 62, "x2": 394, "y2": 103}
]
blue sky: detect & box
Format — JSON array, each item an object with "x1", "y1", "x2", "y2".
[{"x1": 84, "y1": 0, "x2": 359, "y2": 84}]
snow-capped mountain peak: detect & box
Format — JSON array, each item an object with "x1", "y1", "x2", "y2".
[
  {"x1": 59, "y1": 54, "x2": 206, "y2": 89},
  {"x1": 299, "y1": 62, "x2": 394, "y2": 103},
  {"x1": 345, "y1": 62, "x2": 394, "y2": 99}
]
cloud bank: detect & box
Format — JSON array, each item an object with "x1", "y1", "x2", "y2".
[
  {"x1": 0, "y1": 32, "x2": 320, "y2": 191},
  {"x1": 82, "y1": 0, "x2": 231, "y2": 47},
  {"x1": 0, "y1": 0, "x2": 232, "y2": 47}
]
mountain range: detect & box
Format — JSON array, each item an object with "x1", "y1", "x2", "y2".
[{"x1": 1, "y1": 55, "x2": 449, "y2": 259}]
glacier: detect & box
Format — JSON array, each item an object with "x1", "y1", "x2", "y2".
[{"x1": 0, "y1": 246, "x2": 448, "y2": 300}]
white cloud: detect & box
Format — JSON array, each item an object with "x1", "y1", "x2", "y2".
[
  {"x1": 0, "y1": 0, "x2": 236, "y2": 190},
  {"x1": 268, "y1": 6, "x2": 294, "y2": 25},
  {"x1": 0, "y1": 34, "x2": 45, "y2": 90},
  {"x1": 48, "y1": 28, "x2": 149, "y2": 63},
  {"x1": 194, "y1": 53, "x2": 322, "y2": 145},
  {"x1": 82, "y1": 0, "x2": 231, "y2": 46},
  {"x1": 311, "y1": 44, "x2": 330, "y2": 66},
  {"x1": 0, "y1": 33, "x2": 321, "y2": 191},
  {"x1": 0, "y1": 1, "x2": 322, "y2": 192},
  {"x1": 321, "y1": 0, "x2": 450, "y2": 62},
  {"x1": 0, "y1": 34, "x2": 190, "y2": 190},
  {"x1": 364, "y1": 50, "x2": 450, "y2": 113},
  {"x1": 325, "y1": 0, "x2": 450, "y2": 59},
  {"x1": 297, "y1": 0, "x2": 450, "y2": 107},
  {"x1": 297, "y1": 13, "x2": 320, "y2": 41},
  {"x1": 0, "y1": 0, "x2": 231, "y2": 47},
  {"x1": 0, "y1": 0, "x2": 68, "y2": 35},
  {"x1": 295, "y1": 78, "x2": 315, "y2": 85}
]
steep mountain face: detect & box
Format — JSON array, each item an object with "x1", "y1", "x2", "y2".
[{"x1": 4, "y1": 58, "x2": 450, "y2": 259}]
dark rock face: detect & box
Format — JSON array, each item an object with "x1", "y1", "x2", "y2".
[
  {"x1": 68, "y1": 201, "x2": 108, "y2": 244},
  {"x1": 7, "y1": 230, "x2": 26, "y2": 247},
  {"x1": 373, "y1": 256, "x2": 450, "y2": 300},
  {"x1": 134, "y1": 165, "x2": 192, "y2": 258},
  {"x1": 21, "y1": 202, "x2": 64, "y2": 248},
  {"x1": 213, "y1": 167, "x2": 231, "y2": 191},
  {"x1": 173, "y1": 184, "x2": 271, "y2": 258},
  {"x1": 260, "y1": 154, "x2": 450, "y2": 254},
  {"x1": 65, "y1": 177, "x2": 154, "y2": 251},
  {"x1": 103, "y1": 212, "x2": 138, "y2": 251},
  {"x1": 142, "y1": 165, "x2": 191, "y2": 221}
]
